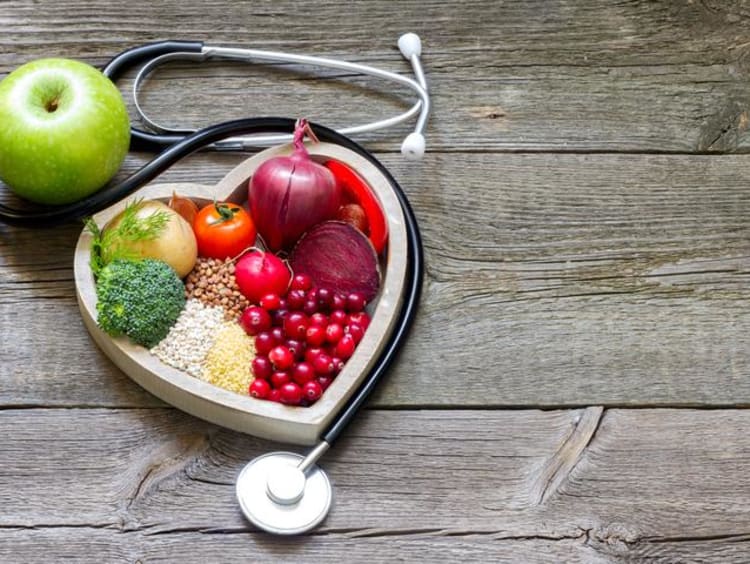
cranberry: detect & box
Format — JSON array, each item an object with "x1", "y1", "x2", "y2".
[
  {"x1": 290, "y1": 273, "x2": 312, "y2": 291},
  {"x1": 283, "y1": 312, "x2": 308, "y2": 339},
  {"x1": 249, "y1": 378, "x2": 271, "y2": 399},
  {"x1": 259, "y1": 293, "x2": 282, "y2": 310},
  {"x1": 316, "y1": 375, "x2": 333, "y2": 390},
  {"x1": 285, "y1": 338, "x2": 305, "y2": 360},
  {"x1": 292, "y1": 362, "x2": 315, "y2": 385},
  {"x1": 271, "y1": 371, "x2": 291, "y2": 389},
  {"x1": 270, "y1": 327, "x2": 285, "y2": 344},
  {"x1": 239, "y1": 306, "x2": 272, "y2": 336},
  {"x1": 269, "y1": 345, "x2": 294, "y2": 370},
  {"x1": 345, "y1": 322, "x2": 365, "y2": 344},
  {"x1": 254, "y1": 332, "x2": 275, "y2": 355},
  {"x1": 286, "y1": 288, "x2": 307, "y2": 310},
  {"x1": 317, "y1": 287, "x2": 333, "y2": 309},
  {"x1": 347, "y1": 312, "x2": 370, "y2": 330},
  {"x1": 305, "y1": 325, "x2": 326, "y2": 347},
  {"x1": 268, "y1": 389, "x2": 282, "y2": 402},
  {"x1": 279, "y1": 382, "x2": 303, "y2": 405},
  {"x1": 305, "y1": 347, "x2": 324, "y2": 364},
  {"x1": 309, "y1": 312, "x2": 328, "y2": 326},
  {"x1": 332, "y1": 293, "x2": 347, "y2": 311},
  {"x1": 312, "y1": 352, "x2": 335, "y2": 375},
  {"x1": 331, "y1": 356, "x2": 345, "y2": 374},
  {"x1": 303, "y1": 299, "x2": 319, "y2": 316},
  {"x1": 335, "y1": 333, "x2": 356, "y2": 359},
  {"x1": 251, "y1": 356, "x2": 273, "y2": 379},
  {"x1": 346, "y1": 292, "x2": 367, "y2": 312},
  {"x1": 329, "y1": 309, "x2": 347, "y2": 326},
  {"x1": 303, "y1": 380, "x2": 323, "y2": 401},
  {"x1": 325, "y1": 323, "x2": 344, "y2": 344},
  {"x1": 271, "y1": 308, "x2": 289, "y2": 326}
]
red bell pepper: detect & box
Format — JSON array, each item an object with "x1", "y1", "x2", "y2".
[{"x1": 324, "y1": 159, "x2": 388, "y2": 255}]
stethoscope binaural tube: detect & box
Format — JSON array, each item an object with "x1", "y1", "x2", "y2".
[{"x1": 100, "y1": 38, "x2": 430, "y2": 158}]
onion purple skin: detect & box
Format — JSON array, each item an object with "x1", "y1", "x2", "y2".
[
  {"x1": 249, "y1": 152, "x2": 341, "y2": 252},
  {"x1": 289, "y1": 221, "x2": 381, "y2": 303}
]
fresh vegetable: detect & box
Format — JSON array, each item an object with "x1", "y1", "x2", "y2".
[
  {"x1": 290, "y1": 221, "x2": 381, "y2": 302},
  {"x1": 325, "y1": 159, "x2": 388, "y2": 255},
  {"x1": 168, "y1": 191, "x2": 199, "y2": 225},
  {"x1": 336, "y1": 203, "x2": 368, "y2": 233},
  {"x1": 249, "y1": 119, "x2": 341, "y2": 251},
  {"x1": 234, "y1": 249, "x2": 291, "y2": 304},
  {"x1": 95, "y1": 259, "x2": 186, "y2": 348},
  {"x1": 193, "y1": 201, "x2": 257, "y2": 260},
  {"x1": 89, "y1": 199, "x2": 197, "y2": 278}
]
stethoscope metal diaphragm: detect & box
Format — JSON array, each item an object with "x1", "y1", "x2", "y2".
[{"x1": 236, "y1": 452, "x2": 332, "y2": 535}]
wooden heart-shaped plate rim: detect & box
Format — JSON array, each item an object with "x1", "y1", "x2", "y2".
[{"x1": 74, "y1": 142, "x2": 408, "y2": 445}]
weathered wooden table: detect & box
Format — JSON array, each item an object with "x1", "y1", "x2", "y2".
[{"x1": 2, "y1": 2, "x2": 749, "y2": 562}]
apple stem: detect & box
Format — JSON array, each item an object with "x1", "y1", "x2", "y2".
[{"x1": 46, "y1": 98, "x2": 59, "y2": 113}]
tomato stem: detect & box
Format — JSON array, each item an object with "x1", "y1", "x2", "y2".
[{"x1": 212, "y1": 201, "x2": 241, "y2": 224}]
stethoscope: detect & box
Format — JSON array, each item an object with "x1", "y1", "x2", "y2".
[{"x1": 0, "y1": 37, "x2": 428, "y2": 535}]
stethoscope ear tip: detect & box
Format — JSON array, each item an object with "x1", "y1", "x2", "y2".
[
  {"x1": 401, "y1": 132, "x2": 426, "y2": 160},
  {"x1": 398, "y1": 33, "x2": 422, "y2": 59}
]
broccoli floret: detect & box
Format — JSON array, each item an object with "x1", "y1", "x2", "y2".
[{"x1": 96, "y1": 259, "x2": 186, "y2": 348}]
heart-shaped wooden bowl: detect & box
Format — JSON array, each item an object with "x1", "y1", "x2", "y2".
[{"x1": 74, "y1": 142, "x2": 408, "y2": 445}]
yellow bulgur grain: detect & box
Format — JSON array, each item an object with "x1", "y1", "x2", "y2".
[{"x1": 201, "y1": 321, "x2": 256, "y2": 394}]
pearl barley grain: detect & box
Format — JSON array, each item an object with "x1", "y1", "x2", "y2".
[{"x1": 150, "y1": 299, "x2": 225, "y2": 378}]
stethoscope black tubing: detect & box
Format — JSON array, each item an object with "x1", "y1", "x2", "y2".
[
  {"x1": 0, "y1": 115, "x2": 423, "y2": 449},
  {"x1": 101, "y1": 40, "x2": 205, "y2": 153},
  {"x1": 320, "y1": 157, "x2": 423, "y2": 445}
]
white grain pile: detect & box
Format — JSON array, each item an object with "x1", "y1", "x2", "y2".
[{"x1": 150, "y1": 299, "x2": 226, "y2": 378}]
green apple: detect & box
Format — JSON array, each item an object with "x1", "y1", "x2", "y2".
[{"x1": 0, "y1": 58, "x2": 130, "y2": 205}]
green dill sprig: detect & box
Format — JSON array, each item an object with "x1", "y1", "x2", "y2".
[{"x1": 84, "y1": 199, "x2": 170, "y2": 278}]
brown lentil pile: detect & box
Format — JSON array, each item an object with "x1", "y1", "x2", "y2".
[
  {"x1": 202, "y1": 321, "x2": 256, "y2": 394},
  {"x1": 184, "y1": 257, "x2": 250, "y2": 320}
]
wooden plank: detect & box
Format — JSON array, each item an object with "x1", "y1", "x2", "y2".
[
  {"x1": 2, "y1": 153, "x2": 749, "y2": 408},
  {"x1": 1, "y1": 407, "x2": 750, "y2": 562},
  {"x1": 0, "y1": 529, "x2": 611, "y2": 564},
  {"x1": 3, "y1": 1, "x2": 750, "y2": 152}
]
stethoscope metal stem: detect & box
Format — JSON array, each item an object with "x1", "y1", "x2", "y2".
[{"x1": 297, "y1": 440, "x2": 330, "y2": 474}]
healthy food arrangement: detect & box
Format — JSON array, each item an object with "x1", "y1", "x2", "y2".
[{"x1": 86, "y1": 120, "x2": 388, "y2": 407}]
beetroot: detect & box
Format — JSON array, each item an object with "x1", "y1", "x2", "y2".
[{"x1": 290, "y1": 221, "x2": 381, "y2": 302}]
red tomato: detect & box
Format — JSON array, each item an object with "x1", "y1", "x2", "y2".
[
  {"x1": 193, "y1": 202, "x2": 257, "y2": 259},
  {"x1": 324, "y1": 160, "x2": 388, "y2": 254}
]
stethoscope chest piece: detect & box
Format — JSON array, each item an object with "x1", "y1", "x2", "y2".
[{"x1": 236, "y1": 452, "x2": 332, "y2": 535}]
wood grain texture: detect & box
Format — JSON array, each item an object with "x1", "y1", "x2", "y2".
[
  {"x1": 4, "y1": 1, "x2": 750, "y2": 153},
  {"x1": 3, "y1": 153, "x2": 748, "y2": 408},
  {"x1": 3, "y1": 0, "x2": 750, "y2": 560},
  {"x1": 1, "y1": 408, "x2": 750, "y2": 563}
]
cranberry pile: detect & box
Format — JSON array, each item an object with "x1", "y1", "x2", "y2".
[{"x1": 239, "y1": 273, "x2": 370, "y2": 406}]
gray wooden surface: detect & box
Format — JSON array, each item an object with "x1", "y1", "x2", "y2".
[{"x1": 1, "y1": 1, "x2": 749, "y2": 562}]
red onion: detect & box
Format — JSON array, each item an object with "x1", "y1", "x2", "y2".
[{"x1": 249, "y1": 119, "x2": 341, "y2": 251}]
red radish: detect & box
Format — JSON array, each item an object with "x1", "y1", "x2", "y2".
[
  {"x1": 234, "y1": 250, "x2": 291, "y2": 304},
  {"x1": 249, "y1": 119, "x2": 341, "y2": 251},
  {"x1": 290, "y1": 221, "x2": 381, "y2": 302}
]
